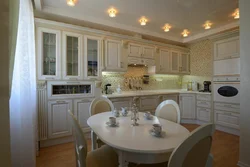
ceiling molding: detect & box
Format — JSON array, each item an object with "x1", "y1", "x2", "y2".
[
  {"x1": 183, "y1": 21, "x2": 239, "y2": 43},
  {"x1": 42, "y1": 5, "x2": 183, "y2": 43},
  {"x1": 34, "y1": 0, "x2": 43, "y2": 10}
]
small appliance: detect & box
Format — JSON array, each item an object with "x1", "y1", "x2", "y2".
[{"x1": 199, "y1": 81, "x2": 211, "y2": 92}]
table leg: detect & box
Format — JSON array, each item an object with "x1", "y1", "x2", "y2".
[
  {"x1": 118, "y1": 151, "x2": 129, "y2": 167},
  {"x1": 91, "y1": 130, "x2": 97, "y2": 151}
]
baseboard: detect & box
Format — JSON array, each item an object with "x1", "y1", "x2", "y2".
[
  {"x1": 215, "y1": 125, "x2": 240, "y2": 136},
  {"x1": 238, "y1": 161, "x2": 250, "y2": 167}
]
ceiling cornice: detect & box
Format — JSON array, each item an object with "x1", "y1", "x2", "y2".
[{"x1": 34, "y1": 0, "x2": 43, "y2": 10}]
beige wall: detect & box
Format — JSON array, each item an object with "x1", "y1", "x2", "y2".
[
  {"x1": 0, "y1": 0, "x2": 11, "y2": 166},
  {"x1": 239, "y1": 0, "x2": 250, "y2": 166}
]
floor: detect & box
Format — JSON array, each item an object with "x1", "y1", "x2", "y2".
[{"x1": 36, "y1": 124, "x2": 239, "y2": 167}]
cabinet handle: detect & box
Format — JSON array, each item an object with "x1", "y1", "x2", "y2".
[{"x1": 56, "y1": 100, "x2": 66, "y2": 104}]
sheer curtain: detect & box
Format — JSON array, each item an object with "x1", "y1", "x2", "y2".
[{"x1": 10, "y1": 0, "x2": 37, "y2": 166}]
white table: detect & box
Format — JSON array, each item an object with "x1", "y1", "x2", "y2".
[{"x1": 87, "y1": 112, "x2": 190, "y2": 167}]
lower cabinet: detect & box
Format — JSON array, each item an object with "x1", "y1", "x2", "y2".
[
  {"x1": 48, "y1": 100, "x2": 73, "y2": 139},
  {"x1": 197, "y1": 107, "x2": 211, "y2": 122},
  {"x1": 110, "y1": 97, "x2": 132, "y2": 110},
  {"x1": 162, "y1": 94, "x2": 179, "y2": 104},
  {"x1": 140, "y1": 96, "x2": 158, "y2": 112},
  {"x1": 179, "y1": 94, "x2": 196, "y2": 119},
  {"x1": 74, "y1": 98, "x2": 93, "y2": 133},
  {"x1": 214, "y1": 110, "x2": 240, "y2": 129}
]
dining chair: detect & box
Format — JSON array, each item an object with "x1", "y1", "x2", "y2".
[
  {"x1": 89, "y1": 97, "x2": 115, "y2": 150},
  {"x1": 155, "y1": 100, "x2": 181, "y2": 124},
  {"x1": 67, "y1": 110, "x2": 119, "y2": 167}
]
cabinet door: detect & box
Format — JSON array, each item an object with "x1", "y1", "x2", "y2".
[
  {"x1": 62, "y1": 32, "x2": 82, "y2": 80},
  {"x1": 140, "y1": 96, "x2": 158, "y2": 111},
  {"x1": 84, "y1": 36, "x2": 101, "y2": 79},
  {"x1": 197, "y1": 107, "x2": 211, "y2": 122},
  {"x1": 128, "y1": 57, "x2": 141, "y2": 65},
  {"x1": 105, "y1": 39, "x2": 124, "y2": 71},
  {"x1": 74, "y1": 98, "x2": 93, "y2": 132},
  {"x1": 214, "y1": 110, "x2": 240, "y2": 129},
  {"x1": 179, "y1": 94, "x2": 196, "y2": 119},
  {"x1": 37, "y1": 27, "x2": 61, "y2": 80},
  {"x1": 159, "y1": 49, "x2": 170, "y2": 73},
  {"x1": 110, "y1": 98, "x2": 132, "y2": 110},
  {"x1": 128, "y1": 43, "x2": 142, "y2": 57},
  {"x1": 142, "y1": 46, "x2": 154, "y2": 59},
  {"x1": 48, "y1": 100, "x2": 73, "y2": 139},
  {"x1": 170, "y1": 51, "x2": 180, "y2": 73},
  {"x1": 180, "y1": 53, "x2": 189, "y2": 74},
  {"x1": 162, "y1": 94, "x2": 179, "y2": 104}
]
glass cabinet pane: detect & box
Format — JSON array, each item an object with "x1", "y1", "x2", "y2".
[
  {"x1": 43, "y1": 32, "x2": 56, "y2": 75},
  {"x1": 87, "y1": 39, "x2": 98, "y2": 77},
  {"x1": 66, "y1": 36, "x2": 79, "y2": 76},
  {"x1": 52, "y1": 84, "x2": 91, "y2": 95}
]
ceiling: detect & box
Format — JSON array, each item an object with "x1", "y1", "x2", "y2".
[{"x1": 34, "y1": 0, "x2": 239, "y2": 43}]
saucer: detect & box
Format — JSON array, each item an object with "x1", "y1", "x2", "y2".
[
  {"x1": 149, "y1": 129, "x2": 165, "y2": 138},
  {"x1": 106, "y1": 122, "x2": 119, "y2": 127},
  {"x1": 144, "y1": 115, "x2": 153, "y2": 120}
]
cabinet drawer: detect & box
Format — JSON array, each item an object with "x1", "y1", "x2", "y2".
[
  {"x1": 197, "y1": 101, "x2": 211, "y2": 108},
  {"x1": 214, "y1": 102, "x2": 240, "y2": 113},
  {"x1": 140, "y1": 96, "x2": 158, "y2": 111},
  {"x1": 214, "y1": 110, "x2": 240, "y2": 129},
  {"x1": 196, "y1": 94, "x2": 211, "y2": 101},
  {"x1": 197, "y1": 107, "x2": 211, "y2": 122}
]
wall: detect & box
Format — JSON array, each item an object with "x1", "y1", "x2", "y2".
[
  {"x1": 0, "y1": 0, "x2": 11, "y2": 166},
  {"x1": 182, "y1": 39, "x2": 213, "y2": 90},
  {"x1": 239, "y1": 0, "x2": 250, "y2": 166}
]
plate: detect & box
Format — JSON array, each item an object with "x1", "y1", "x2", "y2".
[
  {"x1": 149, "y1": 129, "x2": 166, "y2": 138},
  {"x1": 106, "y1": 122, "x2": 119, "y2": 127}
]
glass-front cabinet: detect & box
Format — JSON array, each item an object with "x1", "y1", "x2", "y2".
[
  {"x1": 62, "y1": 32, "x2": 82, "y2": 80},
  {"x1": 84, "y1": 36, "x2": 101, "y2": 79},
  {"x1": 37, "y1": 27, "x2": 61, "y2": 80}
]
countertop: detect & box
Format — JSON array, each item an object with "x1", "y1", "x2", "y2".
[{"x1": 102, "y1": 89, "x2": 211, "y2": 98}]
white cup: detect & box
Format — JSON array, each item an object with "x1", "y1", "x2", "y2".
[
  {"x1": 113, "y1": 109, "x2": 120, "y2": 117},
  {"x1": 153, "y1": 124, "x2": 162, "y2": 135},
  {"x1": 109, "y1": 117, "x2": 116, "y2": 125},
  {"x1": 144, "y1": 112, "x2": 151, "y2": 119},
  {"x1": 121, "y1": 107, "x2": 128, "y2": 116}
]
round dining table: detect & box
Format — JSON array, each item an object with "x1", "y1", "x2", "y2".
[{"x1": 87, "y1": 112, "x2": 190, "y2": 167}]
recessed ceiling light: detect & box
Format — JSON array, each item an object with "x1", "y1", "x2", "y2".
[
  {"x1": 108, "y1": 8, "x2": 117, "y2": 18},
  {"x1": 67, "y1": 0, "x2": 77, "y2": 7},
  {"x1": 233, "y1": 8, "x2": 240, "y2": 19},
  {"x1": 163, "y1": 24, "x2": 171, "y2": 32},
  {"x1": 204, "y1": 22, "x2": 212, "y2": 30},
  {"x1": 139, "y1": 17, "x2": 148, "y2": 26},
  {"x1": 182, "y1": 29, "x2": 189, "y2": 37}
]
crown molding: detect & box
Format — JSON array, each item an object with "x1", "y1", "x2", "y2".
[
  {"x1": 42, "y1": 5, "x2": 182, "y2": 43},
  {"x1": 183, "y1": 21, "x2": 239, "y2": 43},
  {"x1": 34, "y1": 0, "x2": 43, "y2": 10}
]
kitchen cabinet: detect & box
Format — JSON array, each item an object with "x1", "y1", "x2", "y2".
[
  {"x1": 62, "y1": 31, "x2": 83, "y2": 80},
  {"x1": 128, "y1": 43, "x2": 155, "y2": 59},
  {"x1": 170, "y1": 50, "x2": 180, "y2": 73},
  {"x1": 179, "y1": 94, "x2": 196, "y2": 119},
  {"x1": 180, "y1": 52, "x2": 189, "y2": 74},
  {"x1": 74, "y1": 98, "x2": 93, "y2": 132},
  {"x1": 48, "y1": 100, "x2": 73, "y2": 139},
  {"x1": 196, "y1": 94, "x2": 212, "y2": 123},
  {"x1": 142, "y1": 46, "x2": 155, "y2": 59},
  {"x1": 110, "y1": 97, "x2": 132, "y2": 110},
  {"x1": 84, "y1": 35, "x2": 102, "y2": 79},
  {"x1": 158, "y1": 94, "x2": 179, "y2": 104},
  {"x1": 128, "y1": 57, "x2": 155, "y2": 66},
  {"x1": 159, "y1": 49, "x2": 170, "y2": 73},
  {"x1": 37, "y1": 27, "x2": 61, "y2": 80},
  {"x1": 214, "y1": 36, "x2": 239, "y2": 61},
  {"x1": 214, "y1": 110, "x2": 240, "y2": 129},
  {"x1": 170, "y1": 50, "x2": 189, "y2": 74},
  {"x1": 104, "y1": 39, "x2": 126, "y2": 72},
  {"x1": 197, "y1": 107, "x2": 211, "y2": 122},
  {"x1": 140, "y1": 96, "x2": 158, "y2": 112}
]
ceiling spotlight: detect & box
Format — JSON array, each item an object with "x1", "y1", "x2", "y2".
[
  {"x1": 164, "y1": 24, "x2": 171, "y2": 32},
  {"x1": 67, "y1": 0, "x2": 77, "y2": 6},
  {"x1": 182, "y1": 29, "x2": 189, "y2": 37},
  {"x1": 108, "y1": 8, "x2": 117, "y2": 18},
  {"x1": 204, "y1": 22, "x2": 212, "y2": 30},
  {"x1": 139, "y1": 17, "x2": 148, "y2": 26},
  {"x1": 233, "y1": 8, "x2": 240, "y2": 19}
]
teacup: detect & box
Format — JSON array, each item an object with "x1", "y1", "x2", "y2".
[
  {"x1": 109, "y1": 117, "x2": 116, "y2": 125},
  {"x1": 153, "y1": 124, "x2": 162, "y2": 135},
  {"x1": 144, "y1": 112, "x2": 151, "y2": 119},
  {"x1": 121, "y1": 107, "x2": 128, "y2": 116},
  {"x1": 113, "y1": 109, "x2": 120, "y2": 117}
]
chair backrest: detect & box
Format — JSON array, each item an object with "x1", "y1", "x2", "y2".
[
  {"x1": 68, "y1": 110, "x2": 87, "y2": 167},
  {"x1": 89, "y1": 97, "x2": 114, "y2": 116},
  {"x1": 155, "y1": 100, "x2": 181, "y2": 124},
  {"x1": 168, "y1": 124, "x2": 215, "y2": 167}
]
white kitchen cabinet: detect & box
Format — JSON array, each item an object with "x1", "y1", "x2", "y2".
[
  {"x1": 104, "y1": 39, "x2": 126, "y2": 71},
  {"x1": 214, "y1": 110, "x2": 240, "y2": 129},
  {"x1": 179, "y1": 94, "x2": 196, "y2": 119},
  {"x1": 158, "y1": 94, "x2": 179, "y2": 104},
  {"x1": 197, "y1": 107, "x2": 211, "y2": 122},
  {"x1": 74, "y1": 98, "x2": 93, "y2": 132},
  {"x1": 140, "y1": 96, "x2": 158, "y2": 112},
  {"x1": 128, "y1": 43, "x2": 155, "y2": 59},
  {"x1": 48, "y1": 100, "x2": 73, "y2": 139},
  {"x1": 180, "y1": 52, "x2": 189, "y2": 74},
  {"x1": 110, "y1": 97, "x2": 132, "y2": 110},
  {"x1": 128, "y1": 43, "x2": 142, "y2": 57},
  {"x1": 128, "y1": 57, "x2": 155, "y2": 66},
  {"x1": 37, "y1": 27, "x2": 61, "y2": 80},
  {"x1": 142, "y1": 46, "x2": 155, "y2": 59},
  {"x1": 170, "y1": 50, "x2": 189, "y2": 74},
  {"x1": 196, "y1": 94, "x2": 212, "y2": 123},
  {"x1": 170, "y1": 50, "x2": 180, "y2": 73},
  {"x1": 62, "y1": 31, "x2": 83, "y2": 80},
  {"x1": 214, "y1": 36, "x2": 239, "y2": 61},
  {"x1": 84, "y1": 35, "x2": 102, "y2": 79},
  {"x1": 159, "y1": 49, "x2": 170, "y2": 73}
]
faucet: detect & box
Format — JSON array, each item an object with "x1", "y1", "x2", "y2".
[{"x1": 104, "y1": 84, "x2": 111, "y2": 94}]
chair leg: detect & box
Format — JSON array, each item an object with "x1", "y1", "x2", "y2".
[
  {"x1": 91, "y1": 130, "x2": 97, "y2": 151},
  {"x1": 206, "y1": 153, "x2": 213, "y2": 167}
]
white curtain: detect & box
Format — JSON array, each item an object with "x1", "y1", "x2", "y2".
[{"x1": 10, "y1": 0, "x2": 37, "y2": 166}]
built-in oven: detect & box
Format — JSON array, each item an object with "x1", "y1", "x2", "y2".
[{"x1": 213, "y1": 76, "x2": 240, "y2": 104}]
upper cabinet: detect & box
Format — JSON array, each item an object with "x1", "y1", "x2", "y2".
[
  {"x1": 142, "y1": 46, "x2": 155, "y2": 59},
  {"x1": 159, "y1": 49, "x2": 170, "y2": 73},
  {"x1": 128, "y1": 43, "x2": 155, "y2": 59},
  {"x1": 84, "y1": 36, "x2": 102, "y2": 79},
  {"x1": 37, "y1": 27, "x2": 61, "y2": 80},
  {"x1": 104, "y1": 39, "x2": 126, "y2": 72},
  {"x1": 170, "y1": 50, "x2": 180, "y2": 73},
  {"x1": 214, "y1": 36, "x2": 239, "y2": 61},
  {"x1": 170, "y1": 50, "x2": 190, "y2": 74},
  {"x1": 62, "y1": 31, "x2": 82, "y2": 80}
]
